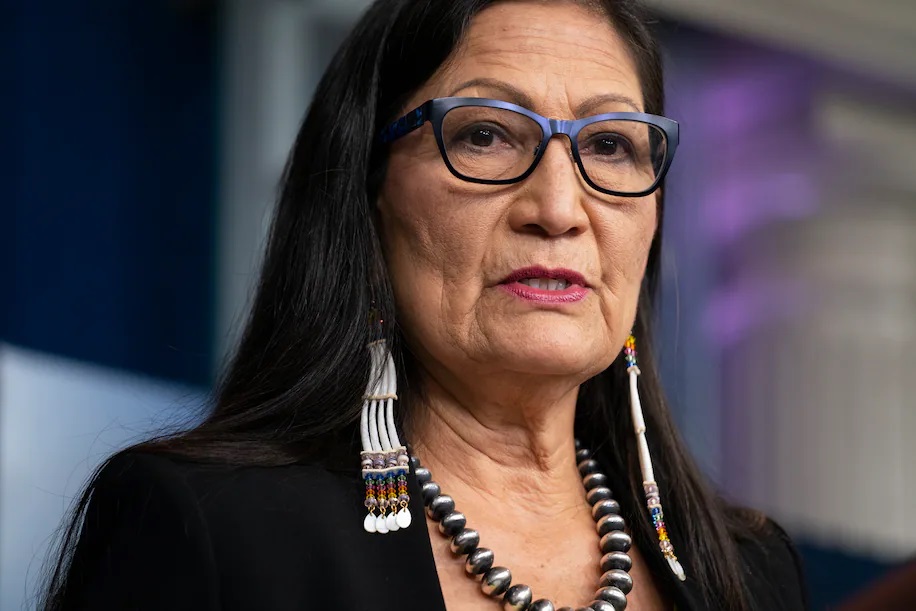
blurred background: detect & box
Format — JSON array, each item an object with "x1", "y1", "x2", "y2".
[{"x1": 2, "y1": 0, "x2": 915, "y2": 609}]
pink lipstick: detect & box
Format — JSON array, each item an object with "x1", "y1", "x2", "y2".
[{"x1": 498, "y1": 266, "x2": 590, "y2": 304}]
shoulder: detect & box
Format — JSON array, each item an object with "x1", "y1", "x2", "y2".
[
  {"x1": 96, "y1": 449, "x2": 360, "y2": 497},
  {"x1": 102, "y1": 451, "x2": 375, "y2": 566},
  {"x1": 92, "y1": 450, "x2": 201, "y2": 501},
  {"x1": 63, "y1": 452, "x2": 223, "y2": 609},
  {"x1": 93, "y1": 450, "x2": 364, "y2": 535},
  {"x1": 64, "y1": 450, "x2": 371, "y2": 609},
  {"x1": 85, "y1": 451, "x2": 213, "y2": 543},
  {"x1": 727, "y1": 509, "x2": 809, "y2": 611}
]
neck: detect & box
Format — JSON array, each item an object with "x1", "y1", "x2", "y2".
[{"x1": 406, "y1": 370, "x2": 587, "y2": 520}]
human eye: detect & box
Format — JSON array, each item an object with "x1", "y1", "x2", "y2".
[
  {"x1": 451, "y1": 122, "x2": 513, "y2": 151},
  {"x1": 580, "y1": 132, "x2": 636, "y2": 163}
]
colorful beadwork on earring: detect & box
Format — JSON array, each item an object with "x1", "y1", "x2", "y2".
[
  {"x1": 625, "y1": 334, "x2": 686, "y2": 581},
  {"x1": 360, "y1": 337, "x2": 412, "y2": 534}
]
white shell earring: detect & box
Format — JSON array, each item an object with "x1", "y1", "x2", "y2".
[
  {"x1": 359, "y1": 334, "x2": 411, "y2": 535},
  {"x1": 625, "y1": 334, "x2": 686, "y2": 581}
]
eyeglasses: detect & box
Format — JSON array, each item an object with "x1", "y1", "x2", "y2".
[{"x1": 380, "y1": 97, "x2": 679, "y2": 197}]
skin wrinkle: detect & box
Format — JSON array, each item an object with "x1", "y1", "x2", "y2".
[{"x1": 377, "y1": 2, "x2": 664, "y2": 608}]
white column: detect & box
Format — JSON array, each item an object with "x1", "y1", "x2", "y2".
[{"x1": 734, "y1": 93, "x2": 916, "y2": 560}]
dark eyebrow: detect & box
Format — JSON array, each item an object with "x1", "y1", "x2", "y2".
[
  {"x1": 448, "y1": 78, "x2": 536, "y2": 109},
  {"x1": 576, "y1": 93, "x2": 642, "y2": 115},
  {"x1": 448, "y1": 78, "x2": 642, "y2": 116}
]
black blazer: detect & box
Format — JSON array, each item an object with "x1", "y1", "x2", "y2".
[{"x1": 61, "y1": 452, "x2": 808, "y2": 610}]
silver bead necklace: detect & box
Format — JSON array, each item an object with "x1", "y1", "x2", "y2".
[{"x1": 411, "y1": 441, "x2": 633, "y2": 611}]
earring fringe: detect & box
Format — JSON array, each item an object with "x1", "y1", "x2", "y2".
[
  {"x1": 625, "y1": 334, "x2": 686, "y2": 581},
  {"x1": 360, "y1": 339, "x2": 411, "y2": 535}
]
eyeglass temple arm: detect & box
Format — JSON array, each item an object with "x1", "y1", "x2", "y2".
[{"x1": 379, "y1": 102, "x2": 431, "y2": 144}]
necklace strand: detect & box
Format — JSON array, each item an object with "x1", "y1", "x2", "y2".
[{"x1": 411, "y1": 441, "x2": 632, "y2": 611}]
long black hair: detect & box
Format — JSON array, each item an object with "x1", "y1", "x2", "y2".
[{"x1": 43, "y1": 1, "x2": 761, "y2": 609}]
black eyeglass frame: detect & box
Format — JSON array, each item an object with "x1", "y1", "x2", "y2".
[{"x1": 379, "y1": 97, "x2": 680, "y2": 198}]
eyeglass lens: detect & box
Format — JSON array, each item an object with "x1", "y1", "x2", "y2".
[{"x1": 440, "y1": 106, "x2": 667, "y2": 194}]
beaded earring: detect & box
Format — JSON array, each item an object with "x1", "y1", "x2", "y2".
[
  {"x1": 624, "y1": 334, "x2": 686, "y2": 581},
  {"x1": 359, "y1": 325, "x2": 412, "y2": 535}
]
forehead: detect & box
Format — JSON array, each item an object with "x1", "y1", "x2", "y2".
[{"x1": 413, "y1": 1, "x2": 644, "y2": 115}]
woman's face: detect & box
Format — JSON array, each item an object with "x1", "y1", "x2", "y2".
[{"x1": 378, "y1": 1, "x2": 657, "y2": 384}]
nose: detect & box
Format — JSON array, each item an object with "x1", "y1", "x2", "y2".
[{"x1": 507, "y1": 136, "x2": 589, "y2": 238}]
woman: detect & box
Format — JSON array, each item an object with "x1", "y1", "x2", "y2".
[{"x1": 43, "y1": 0, "x2": 808, "y2": 609}]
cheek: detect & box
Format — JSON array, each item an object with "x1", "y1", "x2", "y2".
[
  {"x1": 587, "y1": 201, "x2": 656, "y2": 358},
  {"x1": 377, "y1": 167, "x2": 500, "y2": 328},
  {"x1": 595, "y1": 199, "x2": 657, "y2": 299}
]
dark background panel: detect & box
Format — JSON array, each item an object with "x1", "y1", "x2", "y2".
[{"x1": 2, "y1": 1, "x2": 219, "y2": 385}]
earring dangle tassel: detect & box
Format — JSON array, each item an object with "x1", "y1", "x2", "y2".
[
  {"x1": 360, "y1": 339, "x2": 411, "y2": 535},
  {"x1": 625, "y1": 334, "x2": 687, "y2": 581}
]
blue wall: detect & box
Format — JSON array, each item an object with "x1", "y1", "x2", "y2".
[
  {"x1": 2, "y1": 1, "x2": 219, "y2": 385},
  {"x1": 797, "y1": 542, "x2": 903, "y2": 610}
]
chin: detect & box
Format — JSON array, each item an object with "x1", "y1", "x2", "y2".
[{"x1": 493, "y1": 334, "x2": 610, "y2": 379}]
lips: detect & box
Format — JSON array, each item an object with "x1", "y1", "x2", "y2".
[
  {"x1": 500, "y1": 266, "x2": 588, "y2": 288},
  {"x1": 498, "y1": 266, "x2": 590, "y2": 304}
]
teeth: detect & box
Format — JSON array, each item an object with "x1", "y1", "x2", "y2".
[{"x1": 519, "y1": 278, "x2": 571, "y2": 290}]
